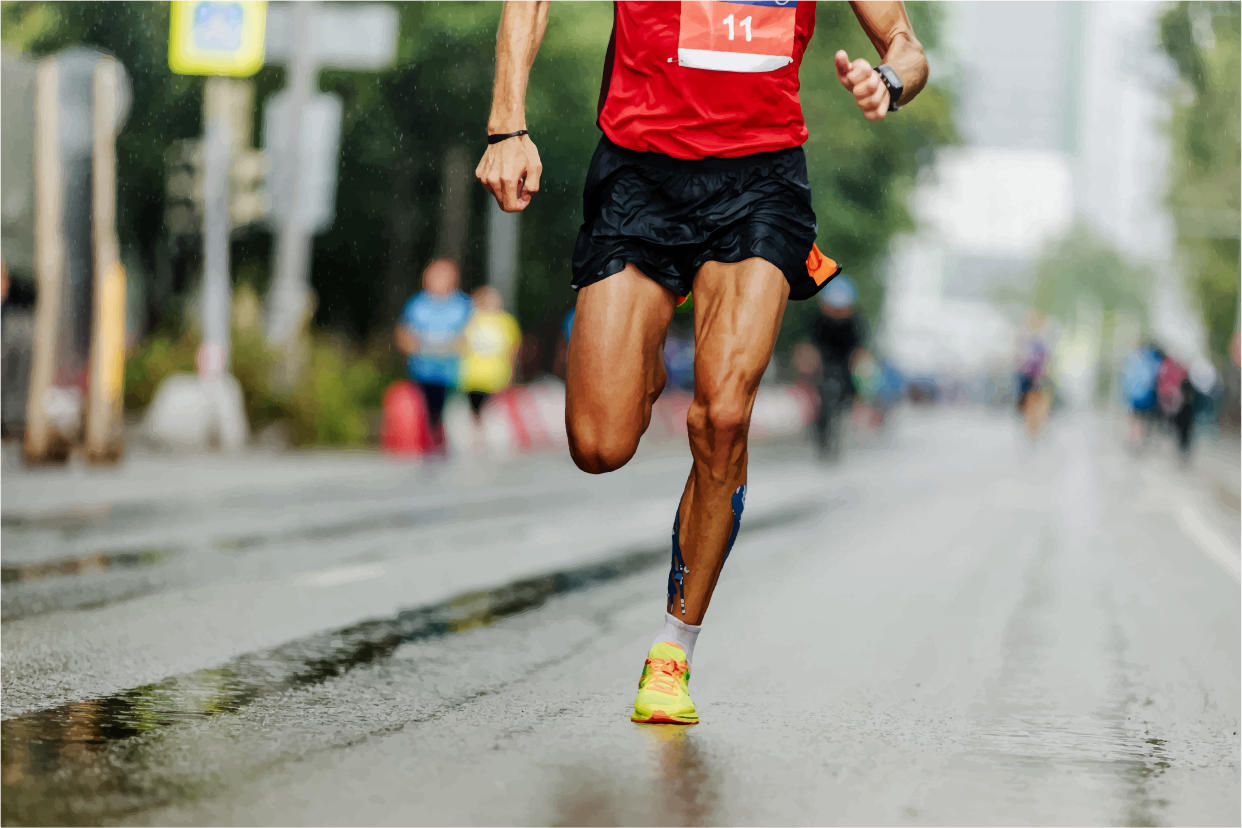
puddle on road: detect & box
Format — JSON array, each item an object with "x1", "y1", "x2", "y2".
[
  {"x1": 3, "y1": 490, "x2": 582, "y2": 590},
  {"x1": 1, "y1": 503, "x2": 818, "y2": 825},
  {"x1": 548, "y1": 726, "x2": 722, "y2": 826}
]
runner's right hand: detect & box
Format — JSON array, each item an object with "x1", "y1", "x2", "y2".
[{"x1": 476, "y1": 134, "x2": 542, "y2": 212}]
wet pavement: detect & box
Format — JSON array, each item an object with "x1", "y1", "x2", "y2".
[{"x1": 2, "y1": 407, "x2": 1238, "y2": 825}]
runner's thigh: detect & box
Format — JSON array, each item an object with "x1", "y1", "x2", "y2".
[
  {"x1": 692, "y1": 258, "x2": 789, "y2": 412},
  {"x1": 567, "y1": 264, "x2": 676, "y2": 439}
]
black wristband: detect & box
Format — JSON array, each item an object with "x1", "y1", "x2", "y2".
[{"x1": 487, "y1": 129, "x2": 529, "y2": 145}]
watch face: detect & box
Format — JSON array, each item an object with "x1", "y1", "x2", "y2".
[{"x1": 877, "y1": 65, "x2": 902, "y2": 110}]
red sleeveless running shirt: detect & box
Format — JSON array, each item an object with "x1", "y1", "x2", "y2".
[{"x1": 597, "y1": 0, "x2": 817, "y2": 159}]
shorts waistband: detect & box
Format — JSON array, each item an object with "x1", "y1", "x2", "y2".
[{"x1": 599, "y1": 136, "x2": 804, "y2": 172}]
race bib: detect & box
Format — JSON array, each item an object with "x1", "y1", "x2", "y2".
[{"x1": 678, "y1": 0, "x2": 797, "y2": 73}]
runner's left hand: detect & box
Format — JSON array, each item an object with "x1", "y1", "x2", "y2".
[
  {"x1": 476, "y1": 134, "x2": 542, "y2": 212},
  {"x1": 834, "y1": 50, "x2": 889, "y2": 121}
]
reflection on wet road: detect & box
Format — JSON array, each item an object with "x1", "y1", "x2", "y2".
[{"x1": 2, "y1": 409, "x2": 1238, "y2": 825}]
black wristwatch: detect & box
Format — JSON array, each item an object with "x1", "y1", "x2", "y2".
[{"x1": 874, "y1": 64, "x2": 903, "y2": 112}]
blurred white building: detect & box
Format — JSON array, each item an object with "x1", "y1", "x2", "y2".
[{"x1": 881, "y1": 2, "x2": 1206, "y2": 403}]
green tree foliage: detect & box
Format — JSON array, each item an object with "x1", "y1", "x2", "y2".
[
  {"x1": 1031, "y1": 222, "x2": 1150, "y2": 400},
  {"x1": 797, "y1": 4, "x2": 956, "y2": 320},
  {"x1": 1031, "y1": 223, "x2": 1150, "y2": 325},
  {"x1": 1159, "y1": 2, "x2": 1241, "y2": 359},
  {"x1": 3, "y1": 1, "x2": 955, "y2": 360}
]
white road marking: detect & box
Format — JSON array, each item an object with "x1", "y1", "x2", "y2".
[
  {"x1": 1175, "y1": 503, "x2": 1241, "y2": 582},
  {"x1": 295, "y1": 564, "x2": 386, "y2": 588},
  {"x1": 1138, "y1": 462, "x2": 1240, "y2": 582}
]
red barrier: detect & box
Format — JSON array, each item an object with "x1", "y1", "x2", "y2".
[{"x1": 379, "y1": 381, "x2": 430, "y2": 456}]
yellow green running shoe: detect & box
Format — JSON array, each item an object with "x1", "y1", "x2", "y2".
[{"x1": 631, "y1": 641, "x2": 698, "y2": 725}]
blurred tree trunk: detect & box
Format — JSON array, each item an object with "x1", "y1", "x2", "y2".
[
  {"x1": 383, "y1": 154, "x2": 417, "y2": 322},
  {"x1": 435, "y1": 144, "x2": 470, "y2": 268}
]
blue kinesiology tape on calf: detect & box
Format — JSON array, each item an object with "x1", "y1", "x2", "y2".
[
  {"x1": 668, "y1": 510, "x2": 688, "y2": 614},
  {"x1": 723, "y1": 484, "x2": 746, "y2": 562},
  {"x1": 667, "y1": 484, "x2": 747, "y2": 615}
]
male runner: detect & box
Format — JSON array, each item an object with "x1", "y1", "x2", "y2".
[
  {"x1": 477, "y1": 1, "x2": 928, "y2": 725},
  {"x1": 394, "y1": 259, "x2": 472, "y2": 453}
]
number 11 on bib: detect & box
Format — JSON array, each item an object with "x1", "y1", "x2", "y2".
[{"x1": 678, "y1": 0, "x2": 798, "y2": 73}]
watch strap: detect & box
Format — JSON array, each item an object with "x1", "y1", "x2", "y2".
[{"x1": 874, "y1": 64, "x2": 903, "y2": 112}]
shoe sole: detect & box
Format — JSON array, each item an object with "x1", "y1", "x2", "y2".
[{"x1": 631, "y1": 710, "x2": 698, "y2": 725}]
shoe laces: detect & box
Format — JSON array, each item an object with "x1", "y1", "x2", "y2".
[{"x1": 642, "y1": 657, "x2": 688, "y2": 695}]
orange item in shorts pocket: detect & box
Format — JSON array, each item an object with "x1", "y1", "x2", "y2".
[{"x1": 806, "y1": 242, "x2": 841, "y2": 288}]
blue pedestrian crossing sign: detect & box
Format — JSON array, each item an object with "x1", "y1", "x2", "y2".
[{"x1": 169, "y1": 1, "x2": 267, "y2": 77}]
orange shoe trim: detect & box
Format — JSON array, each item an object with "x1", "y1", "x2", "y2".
[{"x1": 631, "y1": 709, "x2": 699, "y2": 725}]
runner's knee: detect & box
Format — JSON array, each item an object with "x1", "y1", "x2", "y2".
[
  {"x1": 686, "y1": 395, "x2": 750, "y2": 462},
  {"x1": 567, "y1": 421, "x2": 639, "y2": 474}
]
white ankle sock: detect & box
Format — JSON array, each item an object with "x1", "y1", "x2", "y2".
[{"x1": 654, "y1": 612, "x2": 702, "y2": 665}]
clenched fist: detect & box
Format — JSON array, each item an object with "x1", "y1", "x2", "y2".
[
  {"x1": 835, "y1": 50, "x2": 890, "y2": 121},
  {"x1": 476, "y1": 134, "x2": 543, "y2": 212}
]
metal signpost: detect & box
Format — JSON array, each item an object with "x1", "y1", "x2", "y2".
[
  {"x1": 169, "y1": 0, "x2": 268, "y2": 383},
  {"x1": 260, "y1": 1, "x2": 398, "y2": 363},
  {"x1": 261, "y1": 90, "x2": 343, "y2": 236},
  {"x1": 163, "y1": 0, "x2": 268, "y2": 451}
]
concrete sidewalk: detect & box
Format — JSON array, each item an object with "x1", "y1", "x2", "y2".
[{"x1": 1, "y1": 382, "x2": 818, "y2": 520}]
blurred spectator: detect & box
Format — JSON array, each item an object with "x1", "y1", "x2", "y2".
[
  {"x1": 394, "y1": 259, "x2": 471, "y2": 453},
  {"x1": 663, "y1": 329, "x2": 695, "y2": 392},
  {"x1": 850, "y1": 348, "x2": 902, "y2": 430},
  {"x1": 553, "y1": 307, "x2": 575, "y2": 380},
  {"x1": 459, "y1": 286, "x2": 521, "y2": 449}
]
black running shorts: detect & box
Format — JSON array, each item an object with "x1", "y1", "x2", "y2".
[{"x1": 571, "y1": 137, "x2": 821, "y2": 300}]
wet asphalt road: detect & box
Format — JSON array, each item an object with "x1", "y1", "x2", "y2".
[{"x1": 2, "y1": 407, "x2": 1238, "y2": 826}]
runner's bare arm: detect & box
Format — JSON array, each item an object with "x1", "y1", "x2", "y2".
[
  {"x1": 834, "y1": 1, "x2": 928, "y2": 121},
  {"x1": 394, "y1": 324, "x2": 417, "y2": 356},
  {"x1": 476, "y1": 1, "x2": 549, "y2": 212}
]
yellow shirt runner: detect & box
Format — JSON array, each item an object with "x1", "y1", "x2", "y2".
[{"x1": 459, "y1": 309, "x2": 521, "y2": 394}]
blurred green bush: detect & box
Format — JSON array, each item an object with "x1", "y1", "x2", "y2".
[{"x1": 124, "y1": 286, "x2": 401, "y2": 447}]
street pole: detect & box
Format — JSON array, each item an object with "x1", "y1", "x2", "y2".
[
  {"x1": 200, "y1": 76, "x2": 233, "y2": 379},
  {"x1": 24, "y1": 58, "x2": 67, "y2": 464},
  {"x1": 85, "y1": 55, "x2": 126, "y2": 462},
  {"x1": 487, "y1": 200, "x2": 519, "y2": 312},
  {"x1": 266, "y1": 0, "x2": 315, "y2": 376},
  {"x1": 437, "y1": 145, "x2": 470, "y2": 265}
]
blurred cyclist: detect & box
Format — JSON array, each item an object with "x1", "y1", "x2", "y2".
[
  {"x1": 477, "y1": 1, "x2": 927, "y2": 725},
  {"x1": 459, "y1": 286, "x2": 522, "y2": 452},
  {"x1": 810, "y1": 275, "x2": 865, "y2": 458},
  {"x1": 394, "y1": 259, "x2": 472, "y2": 454}
]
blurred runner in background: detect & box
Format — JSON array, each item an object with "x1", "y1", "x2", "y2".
[
  {"x1": 1155, "y1": 350, "x2": 1197, "y2": 461},
  {"x1": 1015, "y1": 312, "x2": 1052, "y2": 440},
  {"x1": 810, "y1": 275, "x2": 864, "y2": 459},
  {"x1": 394, "y1": 259, "x2": 472, "y2": 454},
  {"x1": 1121, "y1": 341, "x2": 1162, "y2": 450},
  {"x1": 460, "y1": 286, "x2": 522, "y2": 452},
  {"x1": 477, "y1": 0, "x2": 928, "y2": 725}
]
